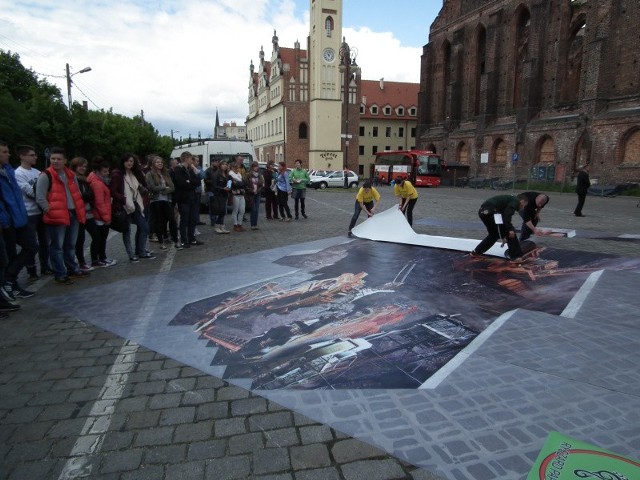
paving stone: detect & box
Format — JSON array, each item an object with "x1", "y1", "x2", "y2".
[
  {"x1": 127, "y1": 410, "x2": 160, "y2": 429},
  {"x1": 98, "y1": 449, "x2": 143, "y2": 474},
  {"x1": 290, "y1": 444, "x2": 331, "y2": 469},
  {"x1": 205, "y1": 455, "x2": 251, "y2": 479},
  {"x1": 253, "y1": 447, "x2": 291, "y2": 474},
  {"x1": 249, "y1": 412, "x2": 293, "y2": 431},
  {"x1": 214, "y1": 417, "x2": 247, "y2": 437},
  {"x1": 2, "y1": 406, "x2": 44, "y2": 424},
  {"x1": 148, "y1": 393, "x2": 182, "y2": 410},
  {"x1": 144, "y1": 444, "x2": 186, "y2": 464},
  {"x1": 174, "y1": 420, "x2": 214, "y2": 443},
  {"x1": 340, "y1": 459, "x2": 408, "y2": 480},
  {"x1": 133, "y1": 381, "x2": 167, "y2": 396},
  {"x1": 134, "y1": 427, "x2": 175, "y2": 447},
  {"x1": 181, "y1": 388, "x2": 216, "y2": 406},
  {"x1": 332, "y1": 438, "x2": 388, "y2": 463},
  {"x1": 120, "y1": 464, "x2": 165, "y2": 480},
  {"x1": 228, "y1": 432, "x2": 264, "y2": 454},
  {"x1": 299, "y1": 425, "x2": 333, "y2": 444},
  {"x1": 196, "y1": 402, "x2": 229, "y2": 421},
  {"x1": 187, "y1": 439, "x2": 226, "y2": 460},
  {"x1": 6, "y1": 458, "x2": 58, "y2": 480},
  {"x1": 159, "y1": 406, "x2": 196, "y2": 425},
  {"x1": 295, "y1": 468, "x2": 341, "y2": 480},
  {"x1": 4, "y1": 439, "x2": 52, "y2": 463},
  {"x1": 231, "y1": 397, "x2": 268, "y2": 416},
  {"x1": 264, "y1": 427, "x2": 300, "y2": 448},
  {"x1": 166, "y1": 461, "x2": 206, "y2": 478},
  {"x1": 9, "y1": 421, "x2": 54, "y2": 442},
  {"x1": 254, "y1": 474, "x2": 293, "y2": 480},
  {"x1": 149, "y1": 367, "x2": 181, "y2": 381},
  {"x1": 101, "y1": 431, "x2": 135, "y2": 451},
  {"x1": 216, "y1": 385, "x2": 251, "y2": 401}
]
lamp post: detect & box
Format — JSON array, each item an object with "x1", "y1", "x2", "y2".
[
  {"x1": 66, "y1": 63, "x2": 92, "y2": 110},
  {"x1": 339, "y1": 37, "x2": 358, "y2": 187}
]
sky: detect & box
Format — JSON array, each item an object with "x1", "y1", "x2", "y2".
[{"x1": 0, "y1": 1, "x2": 442, "y2": 139}]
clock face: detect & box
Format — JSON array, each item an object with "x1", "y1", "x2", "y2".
[{"x1": 323, "y1": 48, "x2": 335, "y2": 63}]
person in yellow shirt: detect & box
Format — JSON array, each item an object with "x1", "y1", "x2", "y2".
[
  {"x1": 393, "y1": 177, "x2": 418, "y2": 226},
  {"x1": 348, "y1": 180, "x2": 380, "y2": 237}
]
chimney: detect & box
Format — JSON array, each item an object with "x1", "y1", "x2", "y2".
[{"x1": 379, "y1": 78, "x2": 384, "y2": 90}]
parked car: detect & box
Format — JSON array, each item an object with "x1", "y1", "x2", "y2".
[
  {"x1": 309, "y1": 170, "x2": 359, "y2": 189},
  {"x1": 309, "y1": 169, "x2": 333, "y2": 177}
]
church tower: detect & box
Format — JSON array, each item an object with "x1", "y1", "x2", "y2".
[{"x1": 308, "y1": 0, "x2": 343, "y2": 170}]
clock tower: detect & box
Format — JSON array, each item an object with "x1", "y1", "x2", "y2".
[{"x1": 308, "y1": 0, "x2": 343, "y2": 170}]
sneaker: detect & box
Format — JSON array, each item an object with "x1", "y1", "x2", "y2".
[
  {"x1": 149, "y1": 235, "x2": 159, "y2": 242},
  {"x1": 175, "y1": 243, "x2": 185, "y2": 250},
  {"x1": 13, "y1": 285, "x2": 36, "y2": 299},
  {"x1": 159, "y1": 244, "x2": 167, "y2": 251},
  {"x1": 54, "y1": 277, "x2": 74, "y2": 285},
  {"x1": 69, "y1": 270, "x2": 90, "y2": 278},
  {"x1": 41, "y1": 268, "x2": 55, "y2": 276},
  {"x1": 91, "y1": 260, "x2": 108, "y2": 268},
  {"x1": 285, "y1": 218, "x2": 292, "y2": 222},
  {"x1": 139, "y1": 253, "x2": 156, "y2": 259},
  {"x1": 103, "y1": 258, "x2": 117, "y2": 267},
  {"x1": 251, "y1": 226, "x2": 259, "y2": 230},
  {"x1": 221, "y1": 228, "x2": 230, "y2": 234},
  {"x1": 2, "y1": 284, "x2": 16, "y2": 301},
  {"x1": 130, "y1": 256, "x2": 140, "y2": 263},
  {"x1": 469, "y1": 251, "x2": 482, "y2": 258},
  {"x1": 0, "y1": 299, "x2": 20, "y2": 312},
  {"x1": 194, "y1": 228, "x2": 202, "y2": 236},
  {"x1": 190, "y1": 240, "x2": 204, "y2": 246},
  {"x1": 79, "y1": 263, "x2": 95, "y2": 272}
]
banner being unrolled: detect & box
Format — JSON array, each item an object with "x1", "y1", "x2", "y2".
[{"x1": 351, "y1": 207, "x2": 509, "y2": 258}]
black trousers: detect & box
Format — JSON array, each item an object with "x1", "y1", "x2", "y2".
[{"x1": 475, "y1": 210, "x2": 522, "y2": 258}]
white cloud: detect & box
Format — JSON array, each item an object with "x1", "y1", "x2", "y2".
[{"x1": 0, "y1": 0, "x2": 423, "y2": 139}]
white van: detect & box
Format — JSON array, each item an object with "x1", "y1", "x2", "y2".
[{"x1": 171, "y1": 140, "x2": 256, "y2": 169}]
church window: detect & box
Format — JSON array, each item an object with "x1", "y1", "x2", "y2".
[{"x1": 299, "y1": 122, "x2": 308, "y2": 139}]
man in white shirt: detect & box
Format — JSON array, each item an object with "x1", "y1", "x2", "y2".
[{"x1": 14, "y1": 145, "x2": 52, "y2": 278}]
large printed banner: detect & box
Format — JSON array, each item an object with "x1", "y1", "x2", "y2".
[{"x1": 527, "y1": 431, "x2": 640, "y2": 480}]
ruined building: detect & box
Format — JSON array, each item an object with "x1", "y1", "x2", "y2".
[{"x1": 418, "y1": 0, "x2": 640, "y2": 185}]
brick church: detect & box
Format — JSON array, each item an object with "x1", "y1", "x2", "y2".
[{"x1": 417, "y1": 0, "x2": 640, "y2": 185}]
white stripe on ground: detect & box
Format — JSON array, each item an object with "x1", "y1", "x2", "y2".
[{"x1": 58, "y1": 247, "x2": 175, "y2": 479}]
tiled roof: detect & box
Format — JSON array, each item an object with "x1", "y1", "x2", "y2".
[{"x1": 360, "y1": 80, "x2": 419, "y2": 120}]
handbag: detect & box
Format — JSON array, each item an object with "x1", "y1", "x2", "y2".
[{"x1": 110, "y1": 206, "x2": 128, "y2": 232}]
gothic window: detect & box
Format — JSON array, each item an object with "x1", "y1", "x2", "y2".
[
  {"x1": 457, "y1": 142, "x2": 469, "y2": 165},
  {"x1": 325, "y1": 17, "x2": 334, "y2": 37},
  {"x1": 564, "y1": 21, "x2": 586, "y2": 103},
  {"x1": 299, "y1": 123, "x2": 308, "y2": 139},
  {"x1": 538, "y1": 137, "x2": 555, "y2": 164},
  {"x1": 441, "y1": 40, "x2": 451, "y2": 122},
  {"x1": 513, "y1": 8, "x2": 530, "y2": 108},
  {"x1": 493, "y1": 139, "x2": 507, "y2": 164},
  {"x1": 622, "y1": 129, "x2": 640, "y2": 164},
  {"x1": 475, "y1": 25, "x2": 487, "y2": 115}
]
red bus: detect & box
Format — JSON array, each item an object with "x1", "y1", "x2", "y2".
[{"x1": 373, "y1": 150, "x2": 444, "y2": 187}]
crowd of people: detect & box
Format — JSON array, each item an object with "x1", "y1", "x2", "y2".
[{"x1": 1, "y1": 137, "x2": 583, "y2": 319}]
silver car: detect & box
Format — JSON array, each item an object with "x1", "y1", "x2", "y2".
[{"x1": 309, "y1": 170, "x2": 359, "y2": 189}]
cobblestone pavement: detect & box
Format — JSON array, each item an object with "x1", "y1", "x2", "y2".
[{"x1": 1, "y1": 187, "x2": 638, "y2": 480}]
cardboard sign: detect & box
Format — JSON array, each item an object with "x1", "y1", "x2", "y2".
[{"x1": 527, "y1": 431, "x2": 640, "y2": 480}]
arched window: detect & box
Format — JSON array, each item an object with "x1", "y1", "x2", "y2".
[
  {"x1": 513, "y1": 7, "x2": 531, "y2": 108},
  {"x1": 457, "y1": 142, "x2": 469, "y2": 165},
  {"x1": 299, "y1": 122, "x2": 308, "y2": 139},
  {"x1": 440, "y1": 41, "x2": 451, "y2": 122},
  {"x1": 622, "y1": 129, "x2": 640, "y2": 164},
  {"x1": 474, "y1": 25, "x2": 487, "y2": 115},
  {"x1": 325, "y1": 17, "x2": 334, "y2": 37},
  {"x1": 493, "y1": 139, "x2": 507, "y2": 164},
  {"x1": 538, "y1": 137, "x2": 555, "y2": 164},
  {"x1": 564, "y1": 20, "x2": 586, "y2": 103}
]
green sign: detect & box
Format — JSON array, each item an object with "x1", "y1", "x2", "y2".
[{"x1": 527, "y1": 431, "x2": 640, "y2": 480}]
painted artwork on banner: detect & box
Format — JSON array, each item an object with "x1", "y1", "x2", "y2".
[
  {"x1": 170, "y1": 240, "x2": 640, "y2": 390},
  {"x1": 527, "y1": 431, "x2": 640, "y2": 480}
]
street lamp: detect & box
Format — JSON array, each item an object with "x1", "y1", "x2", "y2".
[
  {"x1": 66, "y1": 63, "x2": 92, "y2": 110},
  {"x1": 339, "y1": 37, "x2": 358, "y2": 187}
]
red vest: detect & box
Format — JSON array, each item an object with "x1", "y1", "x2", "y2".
[{"x1": 43, "y1": 166, "x2": 86, "y2": 225}]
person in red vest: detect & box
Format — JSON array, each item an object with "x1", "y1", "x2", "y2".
[{"x1": 35, "y1": 147, "x2": 87, "y2": 285}]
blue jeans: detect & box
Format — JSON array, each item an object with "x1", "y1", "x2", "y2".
[
  {"x1": 46, "y1": 210, "x2": 80, "y2": 279},
  {"x1": 123, "y1": 204, "x2": 149, "y2": 257}
]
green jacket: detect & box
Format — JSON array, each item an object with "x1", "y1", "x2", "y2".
[{"x1": 290, "y1": 168, "x2": 310, "y2": 189}]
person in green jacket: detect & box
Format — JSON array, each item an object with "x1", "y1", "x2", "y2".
[
  {"x1": 470, "y1": 194, "x2": 529, "y2": 261},
  {"x1": 290, "y1": 159, "x2": 310, "y2": 220}
]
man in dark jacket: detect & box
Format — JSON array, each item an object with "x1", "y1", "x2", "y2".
[
  {"x1": 0, "y1": 140, "x2": 37, "y2": 299},
  {"x1": 470, "y1": 194, "x2": 529, "y2": 261},
  {"x1": 518, "y1": 191, "x2": 550, "y2": 241},
  {"x1": 173, "y1": 152, "x2": 203, "y2": 247},
  {"x1": 574, "y1": 165, "x2": 590, "y2": 217}
]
